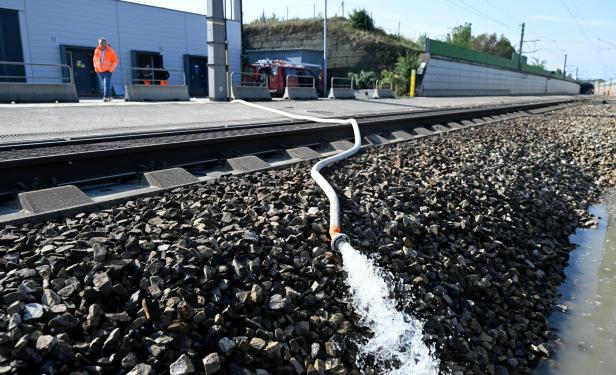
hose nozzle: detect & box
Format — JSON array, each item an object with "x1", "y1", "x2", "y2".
[{"x1": 331, "y1": 233, "x2": 350, "y2": 251}]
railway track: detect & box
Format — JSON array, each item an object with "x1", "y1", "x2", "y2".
[{"x1": 0, "y1": 98, "x2": 578, "y2": 223}]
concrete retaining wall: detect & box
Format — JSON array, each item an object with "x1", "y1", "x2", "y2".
[
  {"x1": 243, "y1": 19, "x2": 420, "y2": 78},
  {"x1": 420, "y1": 56, "x2": 580, "y2": 96},
  {"x1": 355, "y1": 89, "x2": 376, "y2": 99},
  {"x1": 374, "y1": 88, "x2": 395, "y2": 99},
  {"x1": 353, "y1": 88, "x2": 395, "y2": 99},
  {"x1": 231, "y1": 86, "x2": 272, "y2": 101},
  {"x1": 0, "y1": 83, "x2": 78, "y2": 103},
  {"x1": 328, "y1": 87, "x2": 355, "y2": 99},
  {"x1": 283, "y1": 86, "x2": 318, "y2": 100},
  {"x1": 124, "y1": 85, "x2": 190, "y2": 102}
]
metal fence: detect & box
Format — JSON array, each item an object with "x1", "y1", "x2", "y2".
[
  {"x1": 286, "y1": 74, "x2": 315, "y2": 88},
  {"x1": 128, "y1": 67, "x2": 186, "y2": 86},
  {"x1": 331, "y1": 77, "x2": 353, "y2": 89},
  {"x1": 426, "y1": 38, "x2": 568, "y2": 80},
  {"x1": 595, "y1": 80, "x2": 616, "y2": 96},
  {"x1": 0, "y1": 61, "x2": 74, "y2": 84},
  {"x1": 231, "y1": 72, "x2": 269, "y2": 87}
]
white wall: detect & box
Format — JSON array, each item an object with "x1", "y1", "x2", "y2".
[
  {"x1": 1, "y1": 0, "x2": 120, "y2": 83},
  {"x1": 0, "y1": 0, "x2": 242, "y2": 91},
  {"x1": 420, "y1": 57, "x2": 580, "y2": 96},
  {"x1": 116, "y1": 1, "x2": 206, "y2": 85},
  {"x1": 226, "y1": 19, "x2": 241, "y2": 86}
]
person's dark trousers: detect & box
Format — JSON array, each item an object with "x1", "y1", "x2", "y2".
[{"x1": 97, "y1": 71, "x2": 112, "y2": 98}]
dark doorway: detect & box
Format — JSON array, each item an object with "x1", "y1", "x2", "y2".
[
  {"x1": 131, "y1": 50, "x2": 163, "y2": 85},
  {"x1": 184, "y1": 55, "x2": 208, "y2": 97},
  {"x1": 0, "y1": 8, "x2": 25, "y2": 82},
  {"x1": 60, "y1": 45, "x2": 98, "y2": 96}
]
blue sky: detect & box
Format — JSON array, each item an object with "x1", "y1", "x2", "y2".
[{"x1": 126, "y1": 0, "x2": 616, "y2": 80}]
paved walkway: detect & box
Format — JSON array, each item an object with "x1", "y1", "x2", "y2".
[{"x1": 0, "y1": 96, "x2": 577, "y2": 144}]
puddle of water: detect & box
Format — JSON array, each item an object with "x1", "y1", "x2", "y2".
[{"x1": 536, "y1": 189, "x2": 616, "y2": 375}]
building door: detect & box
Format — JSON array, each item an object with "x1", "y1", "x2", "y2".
[
  {"x1": 184, "y1": 55, "x2": 207, "y2": 96},
  {"x1": 0, "y1": 8, "x2": 25, "y2": 82},
  {"x1": 131, "y1": 51, "x2": 163, "y2": 85},
  {"x1": 63, "y1": 46, "x2": 98, "y2": 96}
]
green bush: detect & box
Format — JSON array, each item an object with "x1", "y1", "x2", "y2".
[
  {"x1": 347, "y1": 55, "x2": 419, "y2": 94},
  {"x1": 347, "y1": 70, "x2": 379, "y2": 89},
  {"x1": 380, "y1": 54, "x2": 419, "y2": 95},
  {"x1": 348, "y1": 9, "x2": 374, "y2": 31}
]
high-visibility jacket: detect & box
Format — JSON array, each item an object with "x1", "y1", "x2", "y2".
[{"x1": 93, "y1": 45, "x2": 119, "y2": 73}]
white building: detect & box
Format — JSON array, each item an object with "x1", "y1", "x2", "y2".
[{"x1": 0, "y1": 0, "x2": 242, "y2": 97}]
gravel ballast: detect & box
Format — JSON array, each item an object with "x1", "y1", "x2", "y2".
[{"x1": 0, "y1": 104, "x2": 614, "y2": 374}]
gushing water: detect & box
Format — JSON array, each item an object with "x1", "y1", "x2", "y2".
[
  {"x1": 338, "y1": 241, "x2": 440, "y2": 374},
  {"x1": 232, "y1": 99, "x2": 439, "y2": 372}
]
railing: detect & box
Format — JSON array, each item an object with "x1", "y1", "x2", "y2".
[
  {"x1": 0, "y1": 61, "x2": 74, "y2": 84},
  {"x1": 231, "y1": 72, "x2": 268, "y2": 87},
  {"x1": 286, "y1": 74, "x2": 315, "y2": 88},
  {"x1": 375, "y1": 80, "x2": 393, "y2": 90},
  {"x1": 128, "y1": 67, "x2": 186, "y2": 86},
  {"x1": 595, "y1": 81, "x2": 615, "y2": 96},
  {"x1": 331, "y1": 77, "x2": 353, "y2": 89}
]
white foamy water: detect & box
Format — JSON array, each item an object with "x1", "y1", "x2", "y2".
[{"x1": 339, "y1": 241, "x2": 440, "y2": 374}]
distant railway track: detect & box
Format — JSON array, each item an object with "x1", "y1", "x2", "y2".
[{"x1": 0, "y1": 99, "x2": 577, "y2": 199}]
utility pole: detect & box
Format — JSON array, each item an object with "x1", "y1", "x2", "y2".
[
  {"x1": 575, "y1": 66, "x2": 579, "y2": 80},
  {"x1": 563, "y1": 54, "x2": 568, "y2": 77},
  {"x1": 518, "y1": 22, "x2": 525, "y2": 70},
  {"x1": 342, "y1": 1, "x2": 344, "y2": 18},
  {"x1": 397, "y1": 22, "x2": 400, "y2": 37},
  {"x1": 286, "y1": 6, "x2": 289, "y2": 21},
  {"x1": 324, "y1": 0, "x2": 328, "y2": 97},
  {"x1": 314, "y1": 4, "x2": 316, "y2": 18}
]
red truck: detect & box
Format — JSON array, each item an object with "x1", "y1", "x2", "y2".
[{"x1": 243, "y1": 59, "x2": 324, "y2": 97}]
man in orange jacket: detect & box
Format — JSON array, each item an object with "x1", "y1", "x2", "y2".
[{"x1": 93, "y1": 38, "x2": 119, "y2": 102}]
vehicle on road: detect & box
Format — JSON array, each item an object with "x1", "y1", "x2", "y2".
[{"x1": 243, "y1": 59, "x2": 324, "y2": 97}]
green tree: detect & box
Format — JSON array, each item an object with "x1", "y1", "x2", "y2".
[
  {"x1": 445, "y1": 24, "x2": 516, "y2": 59},
  {"x1": 446, "y1": 22, "x2": 473, "y2": 49},
  {"x1": 473, "y1": 33, "x2": 515, "y2": 58},
  {"x1": 348, "y1": 9, "x2": 374, "y2": 31},
  {"x1": 530, "y1": 57, "x2": 547, "y2": 69},
  {"x1": 416, "y1": 34, "x2": 427, "y2": 49},
  {"x1": 554, "y1": 68, "x2": 567, "y2": 78}
]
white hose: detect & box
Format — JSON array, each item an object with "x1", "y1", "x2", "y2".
[
  {"x1": 232, "y1": 100, "x2": 440, "y2": 372},
  {"x1": 232, "y1": 99, "x2": 361, "y2": 246}
]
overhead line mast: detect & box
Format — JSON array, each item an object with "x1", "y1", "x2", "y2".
[{"x1": 518, "y1": 23, "x2": 525, "y2": 70}]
